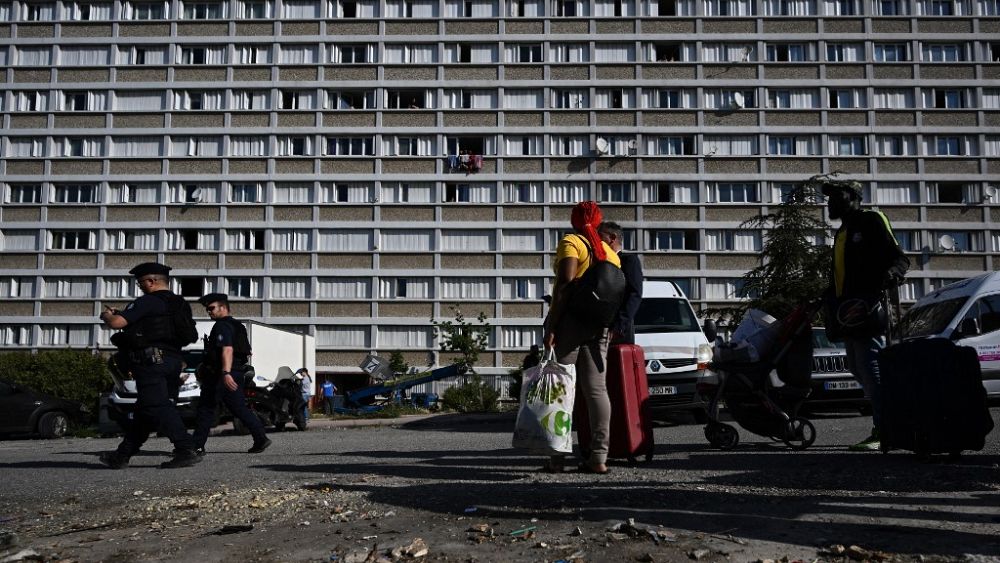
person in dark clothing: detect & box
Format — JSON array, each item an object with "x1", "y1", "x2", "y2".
[
  {"x1": 192, "y1": 293, "x2": 271, "y2": 455},
  {"x1": 823, "y1": 180, "x2": 909, "y2": 452},
  {"x1": 98, "y1": 262, "x2": 202, "y2": 469},
  {"x1": 521, "y1": 344, "x2": 541, "y2": 371},
  {"x1": 599, "y1": 221, "x2": 644, "y2": 345}
]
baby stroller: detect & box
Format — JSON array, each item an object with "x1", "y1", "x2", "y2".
[{"x1": 702, "y1": 300, "x2": 822, "y2": 450}]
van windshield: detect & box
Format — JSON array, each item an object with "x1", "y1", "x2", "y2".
[
  {"x1": 899, "y1": 297, "x2": 967, "y2": 338},
  {"x1": 634, "y1": 298, "x2": 701, "y2": 334}
]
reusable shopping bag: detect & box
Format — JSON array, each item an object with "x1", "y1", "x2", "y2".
[{"x1": 512, "y1": 349, "x2": 577, "y2": 454}]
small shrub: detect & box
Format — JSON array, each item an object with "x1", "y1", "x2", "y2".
[
  {"x1": 441, "y1": 375, "x2": 500, "y2": 413},
  {"x1": 0, "y1": 349, "x2": 112, "y2": 413}
]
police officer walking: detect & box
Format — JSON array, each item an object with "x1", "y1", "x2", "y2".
[
  {"x1": 98, "y1": 263, "x2": 202, "y2": 469},
  {"x1": 192, "y1": 293, "x2": 271, "y2": 455}
]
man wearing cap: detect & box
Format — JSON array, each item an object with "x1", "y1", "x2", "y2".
[
  {"x1": 823, "y1": 181, "x2": 909, "y2": 452},
  {"x1": 192, "y1": 293, "x2": 271, "y2": 455},
  {"x1": 98, "y1": 262, "x2": 202, "y2": 469}
]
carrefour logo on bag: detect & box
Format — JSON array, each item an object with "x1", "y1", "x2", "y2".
[{"x1": 541, "y1": 410, "x2": 572, "y2": 437}]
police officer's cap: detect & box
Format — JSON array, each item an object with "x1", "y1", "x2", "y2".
[
  {"x1": 198, "y1": 293, "x2": 229, "y2": 307},
  {"x1": 820, "y1": 180, "x2": 863, "y2": 200},
  {"x1": 128, "y1": 262, "x2": 172, "y2": 278}
]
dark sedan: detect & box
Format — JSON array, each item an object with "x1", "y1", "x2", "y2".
[{"x1": 0, "y1": 378, "x2": 92, "y2": 438}]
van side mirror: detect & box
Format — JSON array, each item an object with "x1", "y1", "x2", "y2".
[
  {"x1": 702, "y1": 319, "x2": 718, "y2": 343},
  {"x1": 955, "y1": 317, "x2": 980, "y2": 339}
]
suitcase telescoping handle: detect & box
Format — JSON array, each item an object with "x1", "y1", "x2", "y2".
[{"x1": 885, "y1": 286, "x2": 902, "y2": 347}]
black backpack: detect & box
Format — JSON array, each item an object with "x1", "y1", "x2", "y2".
[
  {"x1": 564, "y1": 235, "x2": 627, "y2": 328},
  {"x1": 158, "y1": 293, "x2": 199, "y2": 347}
]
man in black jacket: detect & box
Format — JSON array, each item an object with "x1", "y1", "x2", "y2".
[
  {"x1": 823, "y1": 181, "x2": 909, "y2": 452},
  {"x1": 599, "y1": 221, "x2": 644, "y2": 345}
]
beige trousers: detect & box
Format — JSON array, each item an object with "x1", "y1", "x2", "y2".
[{"x1": 553, "y1": 316, "x2": 611, "y2": 465}]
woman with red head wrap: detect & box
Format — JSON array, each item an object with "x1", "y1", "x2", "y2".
[{"x1": 542, "y1": 201, "x2": 621, "y2": 474}]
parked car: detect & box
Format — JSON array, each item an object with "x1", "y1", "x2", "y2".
[
  {"x1": 0, "y1": 378, "x2": 92, "y2": 438},
  {"x1": 805, "y1": 327, "x2": 867, "y2": 412}
]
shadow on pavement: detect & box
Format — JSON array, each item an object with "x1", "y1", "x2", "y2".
[
  {"x1": 396, "y1": 412, "x2": 516, "y2": 433},
  {"x1": 256, "y1": 445, "x2": 1000, "y2": 557}
]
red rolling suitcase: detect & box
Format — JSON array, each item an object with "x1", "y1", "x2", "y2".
[{"x1": 575, "y1": 344, "x2": 655, "y2": 462}]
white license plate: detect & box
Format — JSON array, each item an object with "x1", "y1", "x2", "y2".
[
  {"x1": 649, "y1": 386, "x2": 678, "y2": 395},
  {"x1": 824, "y1": 380, "x2": 861, "y2": 391}
]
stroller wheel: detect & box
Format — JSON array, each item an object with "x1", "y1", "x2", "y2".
[
  {"x1": 706, "y1": 423, "x2": 739, "y2": 450},
  {"x1": 782, "y1": 417, "x2": 816, "y2": 450}
]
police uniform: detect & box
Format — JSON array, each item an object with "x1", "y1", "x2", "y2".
[
  {"x1": 102, "y1": 262, "x2": 199, "y2": 469},
  {"x1": 192, "y1": 293, "x2": 270, "y2": 453}
]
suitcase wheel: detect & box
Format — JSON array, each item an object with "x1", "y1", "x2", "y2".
[
  {"x1": 705, "y1": 423, "x2": 739, "y2": 450},
  {"x1": 782, "y1": 417, "x2": 816, "y2": 451}
]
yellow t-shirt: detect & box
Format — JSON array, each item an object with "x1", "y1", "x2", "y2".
[{"x1": 554, "y1": 233, "x2": 620, "y2": 279}]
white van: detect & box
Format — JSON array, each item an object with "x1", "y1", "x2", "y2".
[
  {"x1": 634, "y1": 281, "x2": 714, "y2": 419},
  {"x1": 898, "y1": 272, "x2": 1000, "y2": 401}
]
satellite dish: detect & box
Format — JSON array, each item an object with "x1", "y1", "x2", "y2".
[
  {"x1": 732, "y1": 92, "x2": 745, "y2": 109},
  {"x1": 190, "y1": 187, "x2": 203, "y2": 203},
  {"x1": 984, "y1": 185, "x2": 998, "y2": 200},
  {"x1": 627, "y1": 139, "x2": 638, "y2": 155},
  {"x1": 595, "y1": 137, "x2": 610, "y2": 156},
  {"x1": 938, "y1": 234, "x2": 956, "y2": 251},
  {"x1": 740, "y1": 46, "x2": 752, "y2": 62}
]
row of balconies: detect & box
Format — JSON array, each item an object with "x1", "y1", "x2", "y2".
[
  {"x1": 4, "y1": 63, "x2": 1000, "y2": 84},
  {"x1": 2, "y1": 156, "x2": 997, "y2": 177},
  {"x1": 4, "y1": 109, "x2": 999, "y2": 129},
  {"x1": 2, "y1": 16, "x2": 998, "y2": 40}
]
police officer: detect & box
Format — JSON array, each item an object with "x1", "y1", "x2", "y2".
[
  {"x1": 192, "y1": 293, "x2": 271, "y2": 455},
  {"x1": 98, "y1": 263, "x2": 202, "y2": 469}
]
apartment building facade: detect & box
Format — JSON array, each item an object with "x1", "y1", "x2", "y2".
[{"x1": 1, "y1": 0, "x2": 999, "y2": 374}]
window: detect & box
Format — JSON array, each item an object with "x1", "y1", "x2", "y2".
[
  {"x1": 767, "y1": 89, "x2": 819, "y2": 109},
  {"x1": 233, "y1": 90, "x2": 271, "y2": 110},
  {"x1": 959, "y1": 295, "x2": 1000, "y2": 335},
  {"x1": 50, "y1": 231, "x2": 94, "y2": 250},
  {"x1": 7, "y1": 184, "x2": 42, "y2": 204},
  {"x1": 925, "y1": 89, "x2": 966, "y2": 109},
  {"x1": 549, "y1": 43, "x2": 589, "y2": 62},
  {"x1": 652, "y1": 230, "x2": 697, "y2": 250},
  {"x1": 651, "y1": 136, "x2": 696, "y2": 155},
  {"x1": 237, "y1": 0, "x2": 271, "y2": 17},
  {"x1": 711, "y1": 183, "x2": 759, "y2": 203},
  {"x1": 0, "y1": 277, "x2": 36, "y2": 298},
  {"x1": 874, "y1": 44, "x2": 908, "y2": 62},
  {"x1": 935, "y1": 136, "x2": 962, "y2": 156},
  {"x1": 106, "y1": 230, "x2": 157, "y2": 250},
  {"x1": 125, "y1": 1, "x2": 166, "y2": 18},
  {"x1": 646, "y1": 182, "x2": 697, "y2": 203},
  {"x1": 230, "y1": 183, "x2": 261, "y2": 203},
  {"x1": 704, "y1": 89, "x2": 756, "y2": 110},
  {"x1": 935, "y1": 231, "x2": 982, "y2": 252},
  {"x1": 874, "y1": 135, "x2": 916, "y2": 156},
  {"x1": 276, "y1": 136, "x2": 313, "y2": 156},
  {"x1": 272, "y1": 229, "x2": 312, "y2": 251},
  {"x1": 514, "y1": 44, "x2": 543, "y2": 63},
  {"x1": 600, "y1": 183, "x2": 634, "y2": 202},
  {"x1": 182, "y1": 0, "x2": 224, "y2": 18},
  {"x1": 831, "y1": 136, "x2": 867, "y2": 156},
  {"x1": 873, "y1": 88, "x2": 915, "y2": 109},
  {"x1": 922, "y1": 44, "x2": 964, "y2": 62},
  {"x1": 702, "y1": 136, "x2": 758, "y2": 156},
  {"x1": 323, "y1": 183, "x2": 372, "y2": 203},
  {"x1": 705, "y1": 0, "x2": 755, "y2": 14},
  {"x1": 829, "y1": 88, "x2": 866, "y2": 109},
  {"x1": 6, "y1": 138, "x2": 45, "y2": 158},
  {"x1": 650, "y1": 89, "x2": 694, "y2": 109},
  {"x1": 766, "y1": 43, "x2": 812, "y2": 62},
  {"x1": 271, "y1": 278, "x2": 310, "y2": 299},
  {"x1": 227, "y1": 230, "x2": 266, "y2": 250},
  {"x1": 930, "y1": 182, "x2": 974, "y2": 204},
  {"x1": 21, "y1": 2, "x2": 55, "y2": 20},
  {"x1": 110, "y1": 183, "x2": 159, "y2": 203},
  {"x1": 273, "y1": 183, "x2": 313, "y2": 203},
  {"x1": 177, "y1": 278, "x2": 205, "y2": 298},
  {"x1": 332, "y1": 44, "x2": 374, "y2": 64},
  {"x1": 705, "y1": 278, "x2": 749, "y2": 300},
  {"x1": 326, "y1": 137, "x2": 375, "y2": 156},
  {"x1": 504, "y1": 183, "x2": 542, "y2": 203},
  {"x1": 443, "y1": 183, "x2": 495, "y2": 203},
  {"x1": 704, "y1": 230, "x2": 761, "y2": 251},
  {"x1": 380, "y1": 182, "x2": 433, "y2": 203},
  {"x1": 331, "y1": 90, "x2": 377, "y2": 109},
  {"x1": 874, "y1": 0, "x2": 906, "y2": 14},
  {"x1": 553, "y1": 89, "x2": 588, "y2": 109},
  {"x1": 15, "y1": 91, "x2": 48, "y2": 112},
  {"x1": 227, "y1": 278, "x2": 260, "y2": 299},
  {"x1": 826, "y1": 43, "x2": 863, "y2": 62},
  {"x1": 764, "y1": 0, "x2": 816, "y2": 14},
  {"x1": 594, "y1": 89, "x2": 635, "y2": 109},
  {"x1": 824, "y1": 0, "x2": 857, "y2": 13},
  {"x1": 54, "y1": 184, "x2": 96, "y2": 203},
  {"x1": 280, "y1": 90, "x2": 316, "y2": 110},
  {"x1": 235, "y1": 45, "x2": 271, "y2": 64}
]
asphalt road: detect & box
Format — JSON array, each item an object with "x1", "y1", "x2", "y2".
[{"x1": 1, "y1": 410, "x2": 999, "y2": 562}]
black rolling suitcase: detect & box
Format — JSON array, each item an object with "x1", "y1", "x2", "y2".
[{"x1": 877, "y1": 338, "x2": 994, "y2": 456}]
